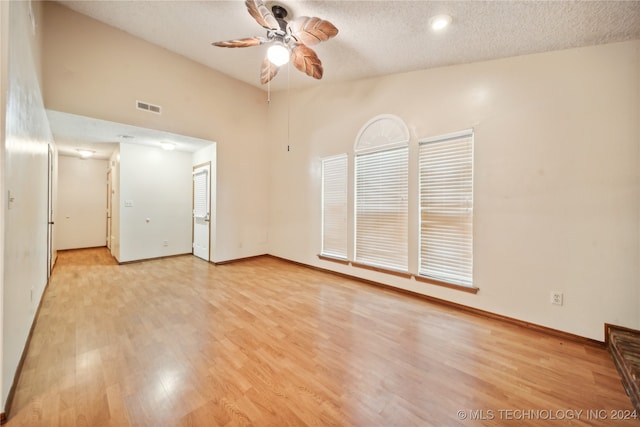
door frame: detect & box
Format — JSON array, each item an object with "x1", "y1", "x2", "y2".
[
  {"x1": 106, "y1": 169, "x2": 112, "y2": 249},
  {"x1": 46, "y1": 143, "x2": 54, "y2": 278}
]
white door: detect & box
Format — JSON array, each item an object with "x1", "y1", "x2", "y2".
[{"x1": 192, "y1": 163, "x2": 210, "y2": 260}]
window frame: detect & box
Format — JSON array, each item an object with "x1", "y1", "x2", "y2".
[
  {"x1": 418, "y1": 129, "x2": 474, "y2": 287},
  {"x1": 320, "y1": 154, "x2": 349, "y2": 260},
  {"x1": 354, "y1": 144, "x2": 410, "y2": 273}
]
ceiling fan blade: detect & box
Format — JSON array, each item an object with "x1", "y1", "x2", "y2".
[
  {"x1": 245, "y1": 0, "x2": 279, "y2": 31},
  {"x1": 288, "y1": 16, "x2": 339, "y2": 46},
  {"x1": 260, "y1": 56, "x2": 279, "y2": 84},
  {"x1": 291, "y1": 44, "x2": 323, "y2": 80},
  {"x1": 212, "y1": 37, "x2": 264, "y2": 48}
]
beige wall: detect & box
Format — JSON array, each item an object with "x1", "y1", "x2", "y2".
[
  {"x1": 2, "y1": 0, "x2": 53, "y2": 406},
  {"x1": 0, "y1": 0, "x2": 8, "y2": 411},
  {"x1": 42, "y1": 2, "x2": 270, "y2": 262},
  {"x1": 267, "y1": 40, "x2": 640, "y2": 341}
]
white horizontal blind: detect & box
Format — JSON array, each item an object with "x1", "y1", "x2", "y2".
[
  {"x1": 193, "y1": 169, "x2": 208, "y2": 218},
  {"x1": 355, "y1": 147, "x2": 408, "y2": 271},
  {"x1": 321, "y1": 155, "x2": 348, "y2": 259},
  {"x1": 419, "y1": 131, "x2": 473, "y2": 286}
]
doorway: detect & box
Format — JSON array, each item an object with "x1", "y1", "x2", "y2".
[
  {"x1": 192, "y1": 162, "x2": 210, "y2": 261},
  {"x1": 106, "y1": 169, "x2": 112, "y2": 249}
]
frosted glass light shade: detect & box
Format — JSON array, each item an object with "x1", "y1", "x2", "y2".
[{"x1": 267, "y1": 44, "x2": 290, "y2": 66}]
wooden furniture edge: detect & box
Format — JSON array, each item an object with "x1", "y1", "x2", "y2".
[
  {"x1": 3, "y1": 275, "x2": 53, "y2": 421},
  {"x1": 605, "y1": 323, "x2": 640, "y2": 413},
  {"x1": 604, "y1": 323, "x2": 640, "y2": 346},
  {"x1": 274, "y1": 254, "x2": 603, "y2": 347}
]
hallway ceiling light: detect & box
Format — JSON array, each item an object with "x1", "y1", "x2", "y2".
[
  {"x1": 76, "y1": 149, "x2": 94, "y2": 159},
  {"x1": 160, "y1": 142, "x2": 175, "y2": 151}
]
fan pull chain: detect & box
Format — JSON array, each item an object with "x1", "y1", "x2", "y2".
[
  {"x1": 267, "y1": 64, "x2": 271, "y2": 104},
  {"x1": 286, "y1": 60, "x2": 291, "y2": 152}
]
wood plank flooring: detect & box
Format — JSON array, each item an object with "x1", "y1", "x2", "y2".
[{"x1": 4, "y1": 248, "x2": 636, "y2": 426}]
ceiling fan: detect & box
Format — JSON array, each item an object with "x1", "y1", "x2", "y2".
[{"x1": 212, "y1": 0, "x2": 338, "y2": 84}]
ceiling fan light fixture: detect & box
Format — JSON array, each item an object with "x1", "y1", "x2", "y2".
[
  {"x1": 267, "y1": 43, "x2": 290, "y2": 66},
  {"x1": 212, "y1": 0, "x2": 337, "y2": 84},
  {"x1": 430, "y1": 14, "x2": 452, "y2": 32}
]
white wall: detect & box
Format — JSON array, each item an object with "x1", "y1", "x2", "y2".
[
  {"x1": 118, "y1": 143, "x2": 192, "y2": 263},
  {"x1": 56, "y1": 156, "x2": 107, "y2": 250},
  {"x1": 2, "y1": 0, "x2": 52, "y2": 407},
  {"x1": 267, "y1": 40, "x2": 640, "y2": 341},
  {"x1": 193, "y1": 144, "x2": 217, "y2": 262}
]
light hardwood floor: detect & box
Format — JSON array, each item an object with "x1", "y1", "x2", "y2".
[{"x1": 4, "y1": 248, "x2": 636, "y2": 426}]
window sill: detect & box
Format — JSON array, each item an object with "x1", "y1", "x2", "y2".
[
  {"x1": 414, "y1": 275, "x2": 479, "y2": 294},
  {"x1": 351, "y1": 262, "x2": 412, "y2": 279},
  {"x1": 318, "y1": 254, "x2": 350, "y2": 265},
  {"x1": 316, "y1": 255, "x2": 479, "y2": 294}
]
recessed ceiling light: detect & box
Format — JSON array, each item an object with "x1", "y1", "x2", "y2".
[
  {"x1": 430, "y1": 14, "x2": 452, "y2": 32},
  {"x1": 76, "y1": 149, "x2": 94, "y2": 159}
]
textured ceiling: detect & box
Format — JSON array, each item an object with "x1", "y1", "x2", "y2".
[{"x1": 57, "y1": 0, "x2": 640, "y2": 92}]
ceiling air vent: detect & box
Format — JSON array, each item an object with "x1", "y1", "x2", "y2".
[{"x1": 136, "y1": 100, "x2": 161, "y2": 114}]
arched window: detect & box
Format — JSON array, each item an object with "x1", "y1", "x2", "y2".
[{"x1": 353, "y1": 115, "x2": 410, "y2": 271}]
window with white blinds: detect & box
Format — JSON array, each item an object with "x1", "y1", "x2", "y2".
[
  {"x1": 193, "y1": 169, "x2": 209, "y2": 218},
  {"x1": 355, "y1": 146, "x2": 409, "y2": 271},
  {"x1": 418, "y1": 130, "x2": 473, "y2": 286},
  {"x1": 321, "y1": 155, "x2": 348, "y2": 259}
]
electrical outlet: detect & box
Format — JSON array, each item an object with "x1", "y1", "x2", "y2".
[
  {"x1": 550, "y1": 291, "x2": 563, "y2": 306},
  {"x1": 163, "y1": 240, "x2": 168, "y2": 247}
]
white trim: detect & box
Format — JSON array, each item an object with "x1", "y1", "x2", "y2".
[
  {"x1": 354, "y1": 114, "x2": 410, "y2": 153},
  {"x1": 419, "y1": 128, "x2": 473, "y2": 145}
]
